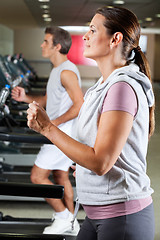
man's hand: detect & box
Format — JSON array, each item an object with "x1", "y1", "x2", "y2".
[
  {"x1": 11, "y1": 86, "x2": 26, "y2": 102},
  {"x1": 71, "y1": 165, "x2": 76, "y2": 178}
]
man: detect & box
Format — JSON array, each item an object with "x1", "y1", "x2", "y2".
[{"x1": 11, "y1": 26, "x2": 84, "y2": 235}]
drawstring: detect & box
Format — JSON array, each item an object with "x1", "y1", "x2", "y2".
[{"x1": 71, "y1": 197, "x2": 80, "y2": 230}]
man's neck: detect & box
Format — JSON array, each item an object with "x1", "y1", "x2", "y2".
[{"x1": 50, "y1": 54, "x2": 68, "y2": 67}]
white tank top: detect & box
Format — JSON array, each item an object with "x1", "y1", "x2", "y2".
[{"x1": 46, "y1": 60, "x2": 81, "y2": 134}]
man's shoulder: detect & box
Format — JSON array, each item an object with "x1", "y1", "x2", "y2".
[{"x1": 62, "y1": 60, "x2": 77, "y2": 69}]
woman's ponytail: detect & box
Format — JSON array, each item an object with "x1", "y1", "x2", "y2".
[
  {"x1": 134, "y1": 47, "x2": 155, "y2": 138},
  {"x1": 134, "y1": 46, "x2": 151, "y2": 80}
]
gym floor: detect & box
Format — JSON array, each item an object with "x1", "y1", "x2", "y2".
[{"x1": 0, "y1": 83, "x2": 160, "y2": 239}]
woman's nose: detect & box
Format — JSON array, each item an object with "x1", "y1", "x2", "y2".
[{"x1": 83, "y1": 32, "x2": 89, "y2": 41}]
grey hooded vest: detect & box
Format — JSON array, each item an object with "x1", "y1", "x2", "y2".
[{"x1": 76, "y1": 63, "x2": 154, "y2": 205}]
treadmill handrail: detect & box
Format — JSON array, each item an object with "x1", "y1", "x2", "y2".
[
  {"x1": 0, "y1": 132, "x2": 52, "y2": 144},
  {"x1": 0, "y1": 182, "x2": 64, "y2": 199},
  {"x1": 0, "y1": 233, "x2": 65, "y2": 239}
]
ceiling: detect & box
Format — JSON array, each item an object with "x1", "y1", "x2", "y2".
[{"x1": 0, "y1": 0, "x2": 160, "y2": 30}]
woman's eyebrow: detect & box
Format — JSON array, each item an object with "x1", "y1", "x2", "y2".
[
  {"x1": 90, "y1": 24, "x2": 95, "y2": 28},
  {"x1": 89, "y1": 24, "x2": 97, "y2": 30}
]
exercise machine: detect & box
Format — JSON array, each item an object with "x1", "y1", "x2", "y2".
[
  {"x1": 0, "y1": 181, "x2": 68, "y2": 239},
  {"x1": 0, "y1": 134, "x2": 80, "y2": 239}
]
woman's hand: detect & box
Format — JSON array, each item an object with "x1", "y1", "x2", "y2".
[{"x1": 27, "y1": 101, "x2": 52, "y2": 135}]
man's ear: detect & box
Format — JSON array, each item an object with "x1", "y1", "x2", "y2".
[
  {"x1": 110, "y1": 32, "x2": 123, "y2": 48},
  {"x1": 55, "y1": 43, "x2": 62, "y2": 51}
]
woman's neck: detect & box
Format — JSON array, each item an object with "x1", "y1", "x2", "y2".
[{"x1": 96, "y1": 55, "x2": 126, "y2": 83}]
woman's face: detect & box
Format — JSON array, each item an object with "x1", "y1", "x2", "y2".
[{"x1": 83, "y1": 14, "x2": 112, "y2": 61}]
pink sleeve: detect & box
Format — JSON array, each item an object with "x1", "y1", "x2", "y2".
[{"x1": 102, "y1": 82, "x2": 137, "y2": 117}]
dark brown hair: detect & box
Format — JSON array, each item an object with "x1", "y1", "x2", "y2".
[
  {"x1": 96, "y1": 6, "x2": 155, "y2": 137},
  {"x1": 45, "y1": 26, "x2": 72, "y2": 54}
]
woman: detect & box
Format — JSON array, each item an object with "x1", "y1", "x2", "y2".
[{"x1": 27, "y1": 6, "x2": 155, "y2": 240}]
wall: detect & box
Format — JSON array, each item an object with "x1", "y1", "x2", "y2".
[
  {"x1": 14, "y1": 28, "x2": 51, "y2": 78},
  {"x1": 0, "y1": 24, "x2": 14, "y2": 56},
  {"x1": 154, "y1": 34, "x2": 160, "y2": 81},
  {"x1": 13, "y1": 28, "x2": 160, "y2": 82},
  {"x1": 14, "y1": 28, "x2": 101, "y2": 86},
  {"x1": 145, "y1": 34, "x2": 155, "y2": 80}
]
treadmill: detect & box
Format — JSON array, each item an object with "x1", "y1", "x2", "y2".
[{"x1": 0, "y1": 132, "x2": 80, "y2": 240}]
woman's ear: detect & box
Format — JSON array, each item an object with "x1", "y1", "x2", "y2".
[{"x1": 110, "y1": 32, "x2": 123, "y2": 48}]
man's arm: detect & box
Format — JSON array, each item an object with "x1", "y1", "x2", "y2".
[
  {"x1": 11, "y1": 86, "x2": 47, "y2": 108},
  {"x1": 26, "y1": 94, "x2": 47, "y2": 108},
  {"x1": 51, "y1": 70, "x2": 84, "y2": 126}
]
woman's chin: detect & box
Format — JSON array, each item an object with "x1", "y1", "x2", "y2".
[{"x1": 83, "y1": 52, "x2": 91, "y2": 59}]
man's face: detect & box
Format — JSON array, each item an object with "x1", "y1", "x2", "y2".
[{"x1": 41, "y1": 33, "x2": 56, "y2": 58}]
